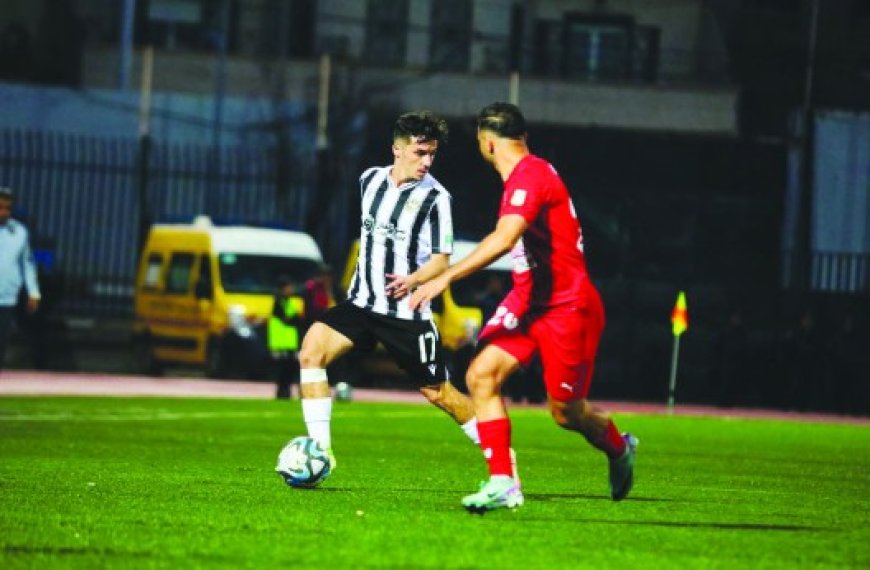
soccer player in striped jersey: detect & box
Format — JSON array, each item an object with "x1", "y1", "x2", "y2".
[
  {"x1": 411, "y1": 103, "x2": 637, "y2": 513},
  {"x1": 296, "y1": 111, "x2": 503, "y2": 475}
]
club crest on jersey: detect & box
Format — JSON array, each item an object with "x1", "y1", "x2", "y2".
[
  {"x1": 404, "y1": 197, "x2": 423, "y2": 215},
  {"x1": 510, "y1": 189, "x2": 527, "y2": 206}
]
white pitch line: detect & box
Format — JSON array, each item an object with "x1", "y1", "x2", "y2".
[
  {"x1": 0, "y1": 409, "x2": 440, "y2": 422},
  {"x1": 0, "y1": 410, "x2": 284, "y2": 422}
]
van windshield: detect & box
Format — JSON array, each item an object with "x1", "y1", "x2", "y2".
[{"x1": 218, "y1": 253, "x2": 322, "y2": 295}]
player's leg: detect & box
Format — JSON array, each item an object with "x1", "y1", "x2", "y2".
[
  {"x1": 417, "y1": 379, "x2": 525, "y2": 480},
  {"x1": 298, "y1": 304, "x2": 363, "y2": 464},
  {"x1": 419, "y1": 380, "x2": 475, "y2": 424},
  {"x1": 420, "y1": 380, "x2": 520, "y2": 484},
  {"x1": 548, "y1": 397, "x2": 637, "y2": 499},
  {"x1": 376, "y1": 316, "x2": 517, "y2": 481},
  {"x1": 536, "y1": 298, "x2": 637, "y2": 500},
  {"x1": 461, "y1": 342, "x2": 529, "y2": 512},
  {"x1": 377, "y1": 317, "x2": 478, "y2": 440}
]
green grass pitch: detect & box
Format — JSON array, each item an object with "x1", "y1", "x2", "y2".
[{"x1": 1, "y1": 396, "x2": 868, "y2": 568}]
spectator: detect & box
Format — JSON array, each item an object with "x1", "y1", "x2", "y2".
[
  {"x1": 269, "y1": 276, "x2": 305, "y2": 399},
  {"x1": 476, "y1": 273, "x2": 507, "y2": 322},
  {"x1": 301, "y1": 263, "x2": 334, "y2": 333},
  {"x1": 0, "y1": 187, "x2": 41, "y2": 372}
]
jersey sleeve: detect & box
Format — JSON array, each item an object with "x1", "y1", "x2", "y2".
[
  {"x1": 500, "y1": 168, "x2": 548, "y2": 224},
  {"x1": 427, "y1": 191, "x2": 453, "y2": 254}
]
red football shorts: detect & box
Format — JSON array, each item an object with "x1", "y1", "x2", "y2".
[{"x1": 479, "y1": 285, "x2": 605, "y2": 402}]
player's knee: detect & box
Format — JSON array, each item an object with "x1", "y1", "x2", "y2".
[
  {"x1": 419, "y1": 382, "x2": 445, "y2": 404},
  {"x1": 465, "y1": 361, "x2": 495, "y2": 397},
  {"x1": 549, "y1": 406, "x2": 573, "y2": 429},
  {"x1": 298, "y1": 342, "x2": 327, "y2": 369},
  {"x1": 298, "y1": 326, "x2": 331, "y2": 369},
  {"x1": 549, "y1": 399, "x2": 588, "y2": 430}
]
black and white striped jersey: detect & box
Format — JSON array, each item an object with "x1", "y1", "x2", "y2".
[{"x1": 346, "y1": 165, "x2": 453, "y2": 320}]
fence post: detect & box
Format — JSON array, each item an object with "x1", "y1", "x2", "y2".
[{"x1": 136, "y1": 46, "x2": 154, "y2": 254}]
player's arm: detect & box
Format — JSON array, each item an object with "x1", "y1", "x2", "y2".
[
  {"x1": 409, "y1": 214, "x2": 526, "y2": 310},
  {"x1": 410, "y1": 252, "x2": 450, "y2": 284},
  {"x1": 21, "y1": 229, "x2": 41, "y2": 312},
  {"x1": 385, "y1": 253, "x2": 449, "y2": 300}
]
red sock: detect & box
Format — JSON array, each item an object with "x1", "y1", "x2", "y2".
[
  {"x1": 602, "y1": 420, "x2": 627, "y2": 459},
  {"x1": 478, "y1": 418, "x2": 512, "y2": 477}
]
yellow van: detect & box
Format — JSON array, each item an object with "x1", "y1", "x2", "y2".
[
  {"x1": 133, "y1": 216, "x2": 328, "y2": 378},
  {"x1": 340, "y1": 238, "x2": 513, "y2": 353}
]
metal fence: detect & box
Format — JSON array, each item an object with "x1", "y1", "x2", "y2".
[
  {"x1": 0, "y1": 129, "x2": 305, "y2": 318},
  {"x1": 782, "y1": 249, "x2": 870, "y2": 294},
  {"x1": 811, "y1": 251, "x2": 870, "y2": 293}
]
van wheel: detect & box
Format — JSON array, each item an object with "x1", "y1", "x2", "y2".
[
  {"x1": 205, "y1": 340, "x2": 228, "y2": 379},
  {"x1": 134, "y1": 334, "x2": 164, "y2": 377}
]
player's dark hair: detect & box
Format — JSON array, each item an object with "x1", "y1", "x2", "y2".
[
  {"x1": 477, "y1": 102, "x2": 527, "y2": 140},
  {"x1": 393, "y1": 111, "x2": 448, "y2": 146}
]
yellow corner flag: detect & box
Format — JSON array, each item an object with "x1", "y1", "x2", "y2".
[{"x1": 671, "y1": 291, "x2": 688, "y2": 336}]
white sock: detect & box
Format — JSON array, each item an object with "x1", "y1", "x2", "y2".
[
  {"x1": 461, "y1": 417, "x2": 480, "y2": 445},
  {"x1": 300, "y1": 368, "x2": 332, "y2": 449},
  {"x1": 301, "y1": 397, "x2": 332, "y2": 449}
]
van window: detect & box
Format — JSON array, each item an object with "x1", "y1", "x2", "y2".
[
  {"x1": 142, "y1": 253, "x2": 163, "y2": 290},
  {"x1": 219, "y1": 253, "x2": 321, "y2": 295},
  {"x1": 165, "y1": 253, "x2": 195, "y2": 294}
]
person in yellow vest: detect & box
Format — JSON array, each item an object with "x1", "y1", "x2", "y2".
[{"x1": 270, "y1": 276, "x2": 305, "y2": 399}]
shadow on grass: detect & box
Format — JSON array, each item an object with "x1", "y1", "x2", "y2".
[
  {"x1": 312, "y1": 486, "x2": 459, "y2": 496},
  {"x1": 508, "y1": 510, "x2": 829, "y2": 532},
  {"x1": 4, "y1": 545, "x2": 153, "y2": 558},
  {"x1": 530, "y1": 518, "x2": 829, "y2": 532},
  {"x1": 527, "y1": 492, "x2": 672, "y2": 503}
]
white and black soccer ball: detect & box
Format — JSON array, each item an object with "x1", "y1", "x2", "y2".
[{"x1": 276, "y1": 436, "x2": 332, "y2": 488}]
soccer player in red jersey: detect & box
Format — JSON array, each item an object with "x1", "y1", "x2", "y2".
[{"x1": 410, "y1": 103, "x2": 637, "y2": 513}]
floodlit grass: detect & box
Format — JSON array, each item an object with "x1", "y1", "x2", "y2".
[{"x1": 1, "y1": 396, "x2": 868, "y2": 569}]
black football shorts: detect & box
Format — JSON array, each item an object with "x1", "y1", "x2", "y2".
[{"x1": 317, "y1": 301, "x2": 449, "y2": 384}]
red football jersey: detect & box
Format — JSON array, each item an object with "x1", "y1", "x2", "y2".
[{"x1": 499, "y1": 154, "x2": 590, "y2": 311}]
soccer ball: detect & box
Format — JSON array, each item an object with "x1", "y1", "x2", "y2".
[
  {"x1": 276, "y1": 436, "x2": 332, "y2": 488},
  {"x1": 334, "y1": 381, "x2": 353, "y2": 402}
]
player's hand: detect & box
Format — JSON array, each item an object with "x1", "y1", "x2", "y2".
[
  {"x1": 408, "y1": 275, "x2": 448, "y2": 311},
  {"x1": 26, "y1": 297, "x2": 40, "y2": 314},
  {"x1": 384, "y1": 273, "x2": 416, "y2": 300}
]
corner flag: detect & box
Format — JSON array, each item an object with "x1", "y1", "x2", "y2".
[
  {"x1": 671, "y1": 291, "x2": 688, "y2": 337},
  {"x1": 667, "y1": 290, "x2": 688, "y2": 413}
]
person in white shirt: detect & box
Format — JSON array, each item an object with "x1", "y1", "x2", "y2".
[{"x1": 0, "y1": 187, "x2": 40, "y2": 372}]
